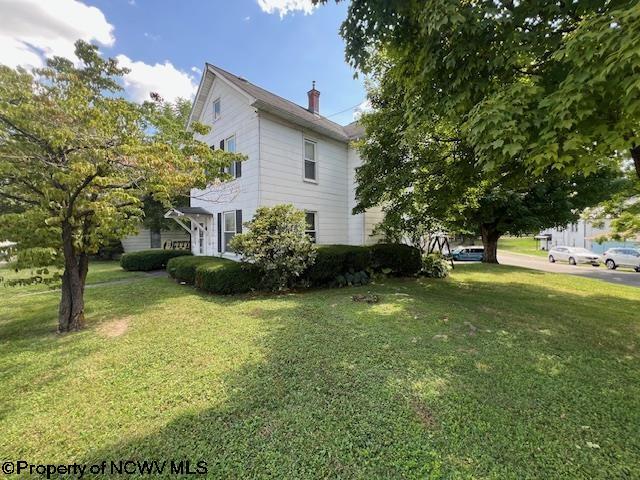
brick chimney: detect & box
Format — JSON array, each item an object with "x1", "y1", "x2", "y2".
[{"x1": 307, "y1": 81, "x2": 320, "y2": 114}]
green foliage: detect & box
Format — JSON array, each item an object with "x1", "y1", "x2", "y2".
[
  {"x1": 167, "y1": 256, "x2": 223, "y2": 285},
  {"x1": 0, "y1": 40, "x2": 243, "y2": 329},
  {"x1": 336, "y1": 0, "x2": 640, "y2": 177},
  {"x1": 353, "y1": 64, "x2": 622, "y2": 263},
  {"x1": 194, "y1": 261, "x2": 262, "y2": 295},
  {"x1": 370, "y1": 243, "x2": 422, "y2": 277},
  {"x1": 120, "y1": 249, "x2": 191, "y2": 272},
  {"x1": 95, "y1": 239, "x2": 124, "y2": 261},
  {"x1": 335, "y1": 270, "x2": 370, "y2": 288},
  {"x1": 305, "y1": 245, "x2": 372, "y2": 286},
  {"x1": 421, "y1": 254, "x2": 450, "y2": 279},
  {"x1": 230, "y1": 204, "x2": 316, "y2": 291}
]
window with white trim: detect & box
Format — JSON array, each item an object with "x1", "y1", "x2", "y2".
[
  {"x1": 213, "y1": 98, "x2": 221, "y2": 120},
  {"x1": 223, "y1": 211, "x2": 236, "y2": 251},
  {"x1": 223, "y1": 135, "x2": 238, "y2": 177},
  {"x1": 305, "y1": 211, "x2": 317, "y2": 243},
  {"x1": 198, "y1": 222, "x2": 205, "y2": 254},
  {"x1": 303, "y1": 139, "x2": 317, "y2": 181}
]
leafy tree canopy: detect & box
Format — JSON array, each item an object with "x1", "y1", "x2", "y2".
[
  {"x1": 331, "y1": 0, "x2": 640, "y2": 176},
  {"x1": 0, "y1": 41, "x2": 242, "y2": 331},
  {"x1": 354, "y1": 65, "x2": 623, "y2": 262}
]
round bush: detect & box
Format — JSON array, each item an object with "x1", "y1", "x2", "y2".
[
  {"x1": 422, "y1": 253, "x2": 450, "y2": 278},
  {"x1": 194, "y1": 261, "x2": 262, "y2": 295},
  {"x1": 167, "y1": 256, "x2": 225, "y2": 284},
  {"x1": 120, "y1": 249, "x2": 191, "y2": 271}
]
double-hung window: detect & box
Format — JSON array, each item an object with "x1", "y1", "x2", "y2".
[
  {"x1": 303, "y1": 139, "x2": 317, "y2": 182},
  {"x1": 213, "y1": 98, "x2": 221, "y2": 121},
  {"x1": 221, "y1": 135, "x2": 241, "y2": 178},
  {"x1": 223, "y1": 211, "x2": 236, "y2": 251},
  {"x1": 305, "y1": 211, "x2": 317, "y2": 243}
]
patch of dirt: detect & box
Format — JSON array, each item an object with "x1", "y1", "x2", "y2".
[
  {"x1": 411, "y1": 398, "x2": 437, "y2": 429},
  {"x1": 248, "y1": 307, "x2": 265, "y2": 318},
  {"x1": 96, "y1": 317, "x2": 130, "y2": 338}
]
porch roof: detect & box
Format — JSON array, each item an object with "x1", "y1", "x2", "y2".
[{"x1": 164, "y1": 206, "x2": 212, "y2": 218}]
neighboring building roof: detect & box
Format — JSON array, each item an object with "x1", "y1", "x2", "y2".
[
  {"x1": 343, "y1": 121, "x2": 365, "y2": 140},
  {"x1": 192, "y1": 63, "x2": 363, "y2": 143}
]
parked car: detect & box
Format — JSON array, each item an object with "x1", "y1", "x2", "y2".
[
  {"x1": 449, "y1": 246, "x2": 484, "y2": 261},
  {"x1": 602, "y1": 248, "x2": 640, "y2": 272},
  {"x1": 548, "y1": 246, "x2": 600, "y2": 266}
]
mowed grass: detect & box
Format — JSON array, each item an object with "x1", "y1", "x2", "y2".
[
  {"x1": 499, "y1": 236, "x2": 548, "y2": 257},
  {"x1": 1, "y1": 262, "x2": 639, "y2": 478}
]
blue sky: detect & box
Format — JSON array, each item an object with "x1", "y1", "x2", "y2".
[{"x1": 0, "y1": 0, "x2": 366, "y2": 125}]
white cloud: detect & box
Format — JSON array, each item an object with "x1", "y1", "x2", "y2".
[
  {"x1": 0, "y1": 0, "x2": 114, "y2": 68},
  {"x1": 244, "y1": 16, "x2": 251, "y2": 21},
  {"x1": 191, "y1": 66, "x2": 202, "y2": 74},
  {"x1": 353, "y1": 99, "x2": 372, "y2": 120},
  {"x1": 256, "y1": 0, "x2": 316, "y2": 17},
  {"x1": 116, "y1": 55, "x2": 198, "y2": 103}
]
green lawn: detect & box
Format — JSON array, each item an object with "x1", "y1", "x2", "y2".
[
  {"x1": 499, "y1": 236, "x2": 548, "y2": 257},
  {"x1": 1, "y1": 262, "x2": 639, "y2": 478}
]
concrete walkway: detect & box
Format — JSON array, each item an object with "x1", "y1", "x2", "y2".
[{"x1": 497, "y1": 250, "x2": 640, "y2": 288}]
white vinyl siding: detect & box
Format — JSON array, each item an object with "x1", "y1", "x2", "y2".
[
  {"x1": 121, "y1": 227, "x2": 190, "y2": 253},
  {"x1": 258, "y1": 114, "x2": 349, "y2": 245},
  {"x1": 190, "y1": 75, "x2": 260, "y2": 255}
]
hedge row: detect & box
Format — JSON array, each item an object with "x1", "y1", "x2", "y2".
[
  {"x1": 195, "y1": 261, "x2": 262, "y2": 295},
  {"x1": 304, "y1": 243, "x2": 422, "y2": 286},
  {"x1": 120, "y1": 249, "x2": 192, "y2": 271},
  {"x1": 123, "y1": 243, "x2": 422, "y2": 294},
  {"x1": 167, "y1": 256, "x2": 226, "y2": 284}
]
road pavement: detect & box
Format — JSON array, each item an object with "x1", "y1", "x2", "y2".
[{"x1": 496, "y1": 251, "x2": 640, "y2": 288}]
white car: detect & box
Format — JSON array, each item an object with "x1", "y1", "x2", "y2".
[
  {"x1": 601, "y1": 248, "x2": 640, "y2": 272},
  {"x1": 548, "y1": 246, "x2": 600, "y2": 266}
]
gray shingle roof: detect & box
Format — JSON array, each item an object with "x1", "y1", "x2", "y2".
[{"x1": 205, "y1": 63, "x2": 361, "y2": 143}]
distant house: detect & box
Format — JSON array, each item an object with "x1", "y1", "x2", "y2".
[
  {"x1": 121, "y1": 227, "x2": 190, "y2": 253},
  {"x1": 539, "y1": 219, "x2": 640, "y2": 254},
  {"x1": 165, "y1": 64, "x2": 383, "y2": 257}
]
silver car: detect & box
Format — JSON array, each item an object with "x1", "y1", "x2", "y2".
[
  {"x1": 548, "y1": 246, "x2": 600, "y2": 266},
  {"x1": 602, "y1": 248, "x2": 640, "y2": 272}
]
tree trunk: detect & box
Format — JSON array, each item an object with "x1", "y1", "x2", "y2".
[
  {"x1": 631, "y1": 144, "x2": 640, "y2": 180},
  {"x1": 480, "y1": 223, "x2": 500, "y2": 264},
  {"x1": 58, "y1": 223, "x2": 87, "y2": 332}
]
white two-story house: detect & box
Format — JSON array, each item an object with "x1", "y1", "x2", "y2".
[{"x1": 165, "y1": 63, "x2": 383, "y2": 257}]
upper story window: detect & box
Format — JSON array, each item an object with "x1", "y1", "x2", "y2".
[
  {"x1": 303, "y1": 139, "x2": 317, "y2": 182},
  {"x1": 213, "y1": 98, "x2": 221, "y2": 121},
  {"x1": 220, "y1": 135, "x2": 241, "y2": 178}
]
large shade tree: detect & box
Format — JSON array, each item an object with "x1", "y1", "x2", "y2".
[
  {"x1": 320, "y1": 0, "x2": 640, "y2": 235},
  {"x1": 353, "y1": 62, "x2": 622, "y2": 262},
  {"x1": 0, "y1": 41, "x2": 241, "y2": 332}
]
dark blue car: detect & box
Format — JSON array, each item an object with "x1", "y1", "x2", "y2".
[{"x1": 450, "y1": 246, "x2": 484, "y2": 261}]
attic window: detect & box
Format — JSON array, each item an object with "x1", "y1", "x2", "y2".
[{"x1": 213, "y1": 98, "x2": 221, "y2": 120}]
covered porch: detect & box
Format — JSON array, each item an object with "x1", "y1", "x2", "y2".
[{"x1": 164, "y1": 206, "x2": 214, "y2": 256}]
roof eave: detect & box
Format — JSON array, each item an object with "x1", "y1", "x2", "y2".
[{"x1": 253, "y1": 99, "x2": 349, "y2": 142}]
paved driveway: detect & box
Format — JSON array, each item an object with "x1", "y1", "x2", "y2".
[{"x1": 496, "y1": 251, "x2": 640, "y2": 288}]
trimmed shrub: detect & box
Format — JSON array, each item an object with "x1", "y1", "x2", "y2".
[
  {"x1": 370, "y1": 243, "x2": 422, "y2": 276},
  {"x1": 230, "y1": 204, "x2": 316, "y2": 291},
  {"x1": 120, "y1": 249, "x2": 191, "y2": 271},
  {"x1": 167, "y1": 256, "x2": 224, "y2": 284},
  {"x1": 422, "y1": 253, "x2": 450, "y2": 278},
  {"x1": 195, "y1": 261, "x2": 262, "y2": 295},
  {"x1": 305, "y1": 245, "x2": 371, "y2": 286}
]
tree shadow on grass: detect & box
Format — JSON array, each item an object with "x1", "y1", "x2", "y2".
[{"x1": 78, "y1": 273, "x2": 640, "y2": 479}]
